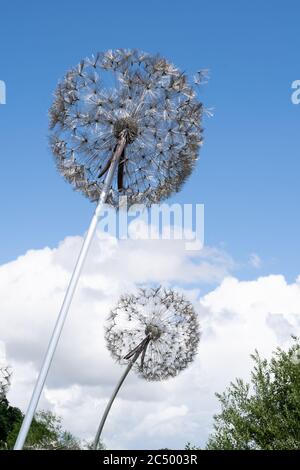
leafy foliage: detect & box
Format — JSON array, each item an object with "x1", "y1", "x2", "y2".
[
  {"x1": 0, "y1": 367, "x2": 105, "y2": 450},
  {"x1": 206, "y1": 338, "x2": 300, "y2": 450},
  {"x1": 0, "y1": 396, "x2": 22, "y2": 448},
  {"x1": 6, "y1": 410, "x2": 81, "y2": 450}
]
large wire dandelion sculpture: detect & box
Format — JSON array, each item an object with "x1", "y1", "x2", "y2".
[
  {"x1": 15, "y1": 49, "x2": 205, "y2": 450},
  {"x1": 50, "y1": 49, "x2": 204, "y2": 206},
  {"x1": 93, "y1": 287, "x2": 200, "y2": 448}
]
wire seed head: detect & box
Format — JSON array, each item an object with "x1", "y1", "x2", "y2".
[
  {"x1": 0, "y1": 366, "x2": 11, "y2": 399},
  {"x1": 49, "y1": 49, "x2": 205, "y2": 207},
  {"x1": 105, "y1": 287, "x2": 201, "y2": 381}
]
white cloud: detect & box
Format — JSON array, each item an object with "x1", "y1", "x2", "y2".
[{"x1": 1, "y1": 229, "x2": 300, "y2": 449}]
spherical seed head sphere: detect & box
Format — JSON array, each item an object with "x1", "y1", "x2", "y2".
[
  {"x1": 105, "y1": 287, "x2": 200, "y2": 381},
  {"x1": 49, "y1": 49, "x2": 204, "y2": 207}
]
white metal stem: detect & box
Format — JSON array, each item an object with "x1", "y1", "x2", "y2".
[
  {"x1": 93, "y1": 349, "x2": 141, "y2": 450},
  {"x1": 14, "y1": 137, "x2": 126, "y2": 450}
]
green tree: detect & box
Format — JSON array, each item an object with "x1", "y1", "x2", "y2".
[
  {"x1": 1, "y1": 367, "x2": 105, "y2": 450},
  {"x1": 0, "y1": 367, "x2": 22, "y2": 448},
  {"x1": 0, "y1": 397, "x2": 22, "y2": 448},
  {"x1": 0, "y1": 366, "x2": 81, "y2": 450},
  {"x1": 206, "y1": 338, "x2": 300, "y2": 450},
  {"x1": 6, "y1": 410, "x2": 81, "y2": 450},
  {"x1": 85, "y1": 440, "x2": 106, "y2": 450}
]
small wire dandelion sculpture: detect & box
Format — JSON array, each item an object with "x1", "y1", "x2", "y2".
[
  {"x1": 93, "y1": 287, "x2": 200, "y2": 448},
  {"x1": 15, "y1": 49, "x2": 205, "y2": 450},
  {"x1": 0, "y1": 366, "x2": 11, "y2": 400},
  {"x1": 107, "y1": 287, "x2": 200, "y2": 380}
]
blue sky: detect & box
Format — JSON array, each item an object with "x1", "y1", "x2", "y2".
[
  {"x1": 1, "y1": 0, "x2": 300, "y2": 450},
  {"x1": 0, "y1": 0, "x2": 299, "y2": 281}
]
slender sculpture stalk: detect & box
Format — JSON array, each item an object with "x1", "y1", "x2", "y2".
[
  {"x1": 93, "y1": 339, "x2": 148, "y2": 450},
  {"x1": 14, "y1": 137, "x2": 126, "y2": 450}
]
